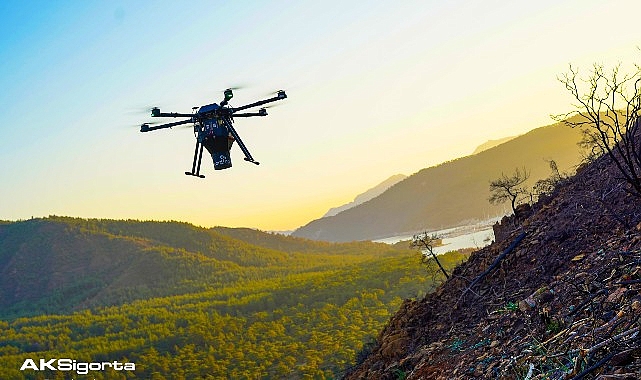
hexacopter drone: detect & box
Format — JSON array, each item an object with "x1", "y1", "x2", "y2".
[{"x1": 140, "y1": 88, "x2": 287, "y2": 178}]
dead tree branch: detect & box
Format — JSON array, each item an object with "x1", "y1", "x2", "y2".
[{"x1": 462, "y1": 231, "x2": 527, "y2": 297}]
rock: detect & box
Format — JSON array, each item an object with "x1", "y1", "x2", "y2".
[
  {"x1": 380, "y1": 331, "x2": 409, "y2": 360},
  {"x1": 519, "y1": 286, "x2": 554, "y2": 311},
  {"x1": 610, "y1": 348, "x2": 634, "y2": 366},
  {"x1": 606, "y1": 287, "x2": 627, "y2": 304}
]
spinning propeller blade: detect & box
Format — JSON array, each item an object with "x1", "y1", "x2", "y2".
[
  {"x1": 126, "y1": 104, "x2": 162, "y2": 115},
  {"x1": 263, "y1": 89, "x2": 287, "y2": 97}
]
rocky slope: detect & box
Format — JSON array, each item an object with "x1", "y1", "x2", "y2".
[{"x1": 345, "y1": 152, "x2": 641, "y2": 379}]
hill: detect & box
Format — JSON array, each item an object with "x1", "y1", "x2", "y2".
[
  {"x1": 0, "y1": 217, "x2": 410, "y2": 318},
  {"x1": 345, "y1": 141, "x2": 641, "y2": 378},
  {"x1": 293, "y1": 121, "x2": 584, "y2": 242},
  {"x1": 0, "y1": 217, "x2": 472, "y2": 378},
  {"x1": 323, "y1": 174, "x2": 408, "y2": 217}
]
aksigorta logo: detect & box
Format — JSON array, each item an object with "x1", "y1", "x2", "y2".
[{"x1": 20, "y1": 358, "x2": 136, "y2": 375}]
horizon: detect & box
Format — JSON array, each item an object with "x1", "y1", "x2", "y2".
[{"x1": 2, "y1": 1, "x2": 641, "y2": 230}]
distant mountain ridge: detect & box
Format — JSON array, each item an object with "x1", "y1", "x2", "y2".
[
  {"x1": 323, "y1": 174, "x2": 407, "y2": 217},
  {"x1": 292, "y1": 122, "x2": 584, "y2": 242},
  {"x1": 471, "y1": 135, "x2": 517, "y2": 154}
]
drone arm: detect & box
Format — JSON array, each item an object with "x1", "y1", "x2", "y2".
[
  {"x1": 231, "y1": 91, "x2": 286, "y2": 113},
  {"x1": 233, "y1": 112, "x2": 267, "y2": 117},
  {"x1": 154, "y1": 112, "x2": 193, "y2": 118},
  {"x1": 140, "y1": 118, "x2": 192, "y2": 132}
]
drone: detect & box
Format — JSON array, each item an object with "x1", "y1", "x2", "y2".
[{"x1": 140, "y1": 88, "x2": 287, "y2": 178}]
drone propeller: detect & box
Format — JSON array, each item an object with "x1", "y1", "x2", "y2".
[
  {"x1": 260, "y1": 90, "x2": 287, "y2": 105},
  {"x1": 263, "y1": 89, "x2": 287, "y2": 97},
  {"x1": 126, "y1": 103, "x2": 163, "y2": 115},
  {"x1": 124, "y1": 120, "x2": 158, "y2": 130},
  {"x1": 213, "y1": 85, "x2": 246, "y2": 100}
]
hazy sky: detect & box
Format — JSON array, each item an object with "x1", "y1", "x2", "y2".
[{"x1": 2, "y1": 0, "x2": 641, "y2": 230}]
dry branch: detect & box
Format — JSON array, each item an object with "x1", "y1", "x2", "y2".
[{"x1": 462, "y1": 232, "x2": 527, "y2": 297}]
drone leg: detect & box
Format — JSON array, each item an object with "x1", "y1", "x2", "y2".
[
  {"x1": 221, "y1": 118, "x2": 260, "y2": 165},
  {"x1": 185, "y1": 141, "x2": 206, "y2": 178},
  {"x1": 190, "y1": 142, "x2": 199, "y2": 173},
  {"x1": 195, "y1": 143, "x2": 205, "y2": 177}
]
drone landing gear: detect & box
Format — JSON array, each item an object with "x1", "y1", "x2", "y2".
[
  {"x1": 185, "y1": 139, "x2": 206, "y2": 178},
  {"x1": 222, "y1": 118, "x2": 260, "y2": 166},
  {"x1": 182, "y1": 116, "x2": 263, "y2": 178},
  {"x1": 185, "y1": 171, "x2": 206, "y2": 178}
]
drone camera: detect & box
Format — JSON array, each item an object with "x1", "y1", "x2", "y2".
[{"x1": 151, "y1": 107, "x2": 160, "y2": 117}]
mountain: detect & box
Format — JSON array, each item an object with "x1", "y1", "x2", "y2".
[
  {"x1": 345, "y1": 144, "x2": 641, "y2": 378},
  {"x1": 292, "y1": 121, "x2": 584, "y2": 242},
  {"x1": 471, "y1": 135, "x2": 517, "y2": 154},
  {"x1": 323, "y1": 174, "x2": 407, "y2": 217}
]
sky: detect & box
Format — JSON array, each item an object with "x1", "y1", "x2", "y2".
[{"x1": 1, "y1": 0, "x2": 641, "y2": 231}]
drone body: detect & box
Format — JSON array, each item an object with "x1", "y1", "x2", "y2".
[{"x1": 140, "y1": 89, "x2": 287, "y2": 178}]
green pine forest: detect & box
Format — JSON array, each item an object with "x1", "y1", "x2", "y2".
[{"x1": 0, "y1": 217, "x2": 470, "y2": 379}]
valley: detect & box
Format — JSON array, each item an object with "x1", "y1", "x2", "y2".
[{"x1": 0, "y1": 217, "x2": 469, "y2": 379}]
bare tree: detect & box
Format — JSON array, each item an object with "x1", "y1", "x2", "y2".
[
  {"x1": 410, "y1": 232, "x2": 449, "y2": 280},
  {"x1": 532, "y1": 159, "x2": 564, "y2": 200},
  {"x1": 489, "y1": 167, "x2": 530, "y2": 214},
  {"x1": 554, "y1": 62, "x2": 641, "y2": 197}
]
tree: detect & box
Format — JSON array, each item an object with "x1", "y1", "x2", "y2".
[
  {"x1": 532, "y1": 159, "x2": 564, "y2": 201},
  {"x1": 410, "y1": 232, "x2": 449, "y2": 280},
  {"x1": 555, "y1": 62, "x2": 641, "y2": 197},
  {"x1": 488, "y1": 167, "x2": 530, "y2": 214}
]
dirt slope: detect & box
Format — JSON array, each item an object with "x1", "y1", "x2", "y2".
[{"x1": 345, "y1": 153, "x2": 641, "y2": 379}]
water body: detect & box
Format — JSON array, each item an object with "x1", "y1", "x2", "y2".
[
  {"x1": 430, "y1": 228, "x2": 494, "y2": 254},
  {"x1": 374, "y1": 222, "x2": 497, "y2": 255}
]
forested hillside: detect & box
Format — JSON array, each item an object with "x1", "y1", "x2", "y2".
[
  {"x1": 0, "y1": 217, "x2": 469, "y2": 378},
  {"x1": 293, "y1": 121, "x2": 584, "y2": 242},
  {"x1": 0, "y1": 217, "x2": 416, "y2": 318}
]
